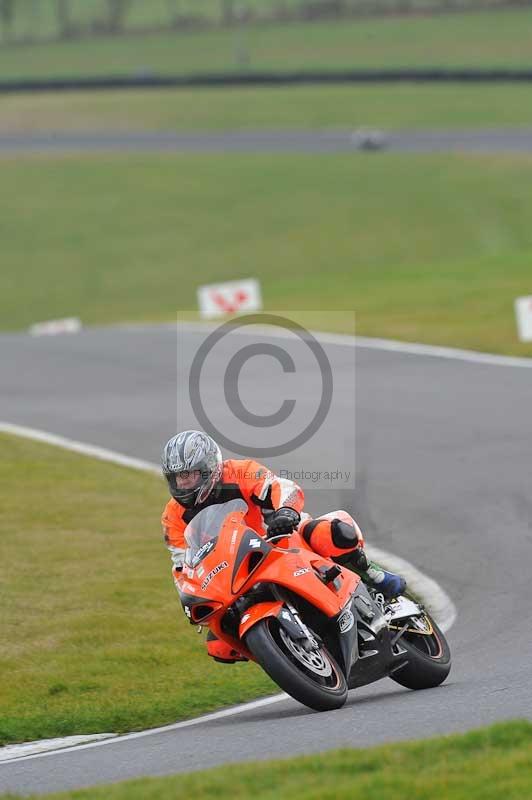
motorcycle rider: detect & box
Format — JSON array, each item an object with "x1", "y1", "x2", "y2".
[{"x1": 161, "y1": 430, "x2": 406, "y2": 663}]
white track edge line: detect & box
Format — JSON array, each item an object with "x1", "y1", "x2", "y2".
[
  {"x1": 0, "y1": 422, "x2": 160, "y2": 474},
  {"x1": 3, "y1": 319, "x2": 532, "y2": 368},
  {"x1": 113, "y1": 321, "x2": 532, "y2": 369},
  {"x1": 0, "y1": 734, "x2": 118, "y2": 764},
  {"x1": 0, "y1": 421, "x2": 456, "y2": 764},
  {"x1": 0, "y1": 695, "x2": 289, "y2": 765}
]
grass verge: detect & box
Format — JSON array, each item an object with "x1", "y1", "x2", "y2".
[
  {"x1": 1, "y1": 153, "x2": 532, "y2": 355},
  {"x1": 1, "y1": 9, "x2": 532, "y2": 79},
  {"x1": 2, "y1": 720, "x2": 531, "y2": 799},
  {"x1": 0, "y1": 433, "x2": 275, "y2": 746},
  {"x1": 3, "y1": 84, "x2": 532, "y2": 133}
]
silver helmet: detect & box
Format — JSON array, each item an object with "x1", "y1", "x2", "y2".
[{"x1": 162, "y1": 430, "x2": 222, "y2": 507}]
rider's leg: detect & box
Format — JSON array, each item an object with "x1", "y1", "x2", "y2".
[
  {"x1": 300, "y1": 511, "x2": 406, "y2": 600},
  {"x1": 337, "y1": 548, "x2": 407, "y2": 600},
  {"x1": 299, "y1": 510, "x2": 364, "y2": 559}
]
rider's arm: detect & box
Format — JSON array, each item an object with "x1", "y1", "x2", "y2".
[
  {"x1": 244, "y1": 459, "x2": 305, "y2": 515},
  {"x1": 161, "y1": 501, "x2": 186, "y2": 570}
]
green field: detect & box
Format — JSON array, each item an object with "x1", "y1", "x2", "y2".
[
  {"x1": 0, "y1": 433, "x2": 275, "y2": 746},
  {"x1": 2, "y1": 721, "x2": 531, "y2": 800},
  {"x1": 3, "y1": 84, "x2": 532, "y2": 133},
  {"x1": 1, "y1": 152, "x2": 531, "y2": 355},
  {"x1": 1, "y1": 9, "x2": 532, "y2": 79}
]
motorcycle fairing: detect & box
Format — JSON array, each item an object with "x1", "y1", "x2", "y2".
[
  {"x1": 175, "y1": 584, "x2": 222, "y2": 624},
  {"x1": 332, "y1": 581, "x2": 385, "y2": 676},
  {"x1": 231, "y1": 530, "x2": 273, "y2": 594},
  {"x1": 343, "y1": 582, "x2": 410, "y2": 690},
  {"x1": 177, "y1": 500, "x2": 388, "y2": 669},
  {"x1": 238, "y1": 600, "x2": 311, "y2": 642}
]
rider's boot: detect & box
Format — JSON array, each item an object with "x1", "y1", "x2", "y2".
[
  {"x1": 365, "y1": 560, "x2": 406, "y2": 600},
  {"x1": 335, "y1": 545, "x2": 406, "y2": 600}
]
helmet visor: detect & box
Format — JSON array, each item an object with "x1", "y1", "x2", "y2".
[
  {"x1": 174, "y1": 469, "x2": 203, "y2": 492},
  {"x1": 167, "y1": 468, "x2": 215, "y2": 506}
]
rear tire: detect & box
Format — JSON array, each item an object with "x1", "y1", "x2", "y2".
[
  {"x1": 245, "y1": 618, "x2": 348, "y2": 712},
  {"x1": 391, "y1": 615, "x2": 451, "y2": 690}
]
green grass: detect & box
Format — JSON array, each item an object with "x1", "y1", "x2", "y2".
[
  {"x1": 1, "y1": 152, "x2": 532, "y2": 356},
  {"x1": 1, "y1": 9, "x2": 532, "y2": 79},
  {"x1": 2, "y1": 721, "x2": 531, "y2": 799},
  {"x1": 0, "y1": 433, "x2": 275, "y2": 746},
  {"x1": 4, "y1": 84, "x2": 532, "y2": 133}
]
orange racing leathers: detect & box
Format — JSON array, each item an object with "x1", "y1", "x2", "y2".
[{"x1": 161, "y1": 458, "x2": 364, "y2": 662}]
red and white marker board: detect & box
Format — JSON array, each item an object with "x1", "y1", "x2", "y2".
[
  {"x1": 515, "y1": 296, "x2": 532, "y2": 342},
  {"x1": 197, "y1": 278, "x2": 262, "y2": 319}
]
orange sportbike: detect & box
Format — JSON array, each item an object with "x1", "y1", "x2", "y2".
[{"x1": 176, "y1": 499, "x2": 451, "y2": 711}]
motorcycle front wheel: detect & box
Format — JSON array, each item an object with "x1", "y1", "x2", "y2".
[
  {"x1": 390, "y1": 614, "x2": 451, "y2": 690},
  {"x1": 245, "y1": 617, "x2": 348, "y2": 712}
]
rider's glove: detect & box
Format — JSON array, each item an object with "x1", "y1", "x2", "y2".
[
  {"x1": 266, "y1": 507, "x2": 301, "y2": 537},
  {"x1": 169, "y1": 546, "x2": 185, "y2": 572}
]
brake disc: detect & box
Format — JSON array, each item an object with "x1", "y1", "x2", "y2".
[{"x1": 279, "y1": 628, "x2": 333, "y2": 677}]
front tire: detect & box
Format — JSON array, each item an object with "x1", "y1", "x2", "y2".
[
  {"x1": 245, "y1": 618, "x2": 348, "y2": 712},
  {"x1": 391, "y1": 615, "x2": 451, "y2": 690}
]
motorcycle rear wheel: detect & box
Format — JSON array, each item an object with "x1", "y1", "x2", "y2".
[
  {"x1": 245, "y1": 617, "x2": 348, "y2": 712},
  {"x1": 390, "y1": 615, "x2": 451, "y2": 690}
]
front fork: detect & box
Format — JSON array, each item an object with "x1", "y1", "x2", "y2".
[{"x1": 270, "y1": 585, "x2": 319, "y2": 651}]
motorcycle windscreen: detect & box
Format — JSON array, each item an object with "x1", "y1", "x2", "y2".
[{"x1": 184, "y1": 498, "x2": 248, "y2": 568}]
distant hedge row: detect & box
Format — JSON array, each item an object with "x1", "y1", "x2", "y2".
[{"x1": 1, "y1": 0, "x2": 530, "y2": 45}]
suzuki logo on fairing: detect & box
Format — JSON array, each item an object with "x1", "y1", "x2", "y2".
[
  {"x1": 249, "y1": 538, "x2": 262, "y2": 549},
  {"x1": 201, "y1": 561, "x2": 229, "y2": 590}
]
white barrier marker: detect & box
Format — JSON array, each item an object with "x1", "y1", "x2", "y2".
[
  {"x1": 29, "y1": 317, "x2": 82, "y2": 337},
  {"x1": 515, "y1": 296, "x2": 532, "y2": 342}
]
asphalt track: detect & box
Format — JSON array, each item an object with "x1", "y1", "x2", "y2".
[
  {"x1": 1, "y1": 324, "x2": 532, "y2": 795},
  {"x1": 2, "y1": 129, "x2": 532, "y2": 153}
]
